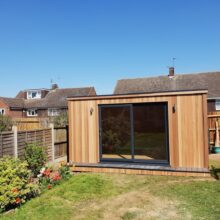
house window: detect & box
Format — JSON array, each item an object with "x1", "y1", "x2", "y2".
[
  {"x1": 216, "y1": 100, "x2": 220, "y2": 111},
  {"x1": 27, "y1": 109, "x2": 38, "y2": 117},
  {"x1": 27, "y1": 91, "x2": 42, "y2": 99},
  {"x1": 48, "y1": 108, "x2": 60, "y2": 116},
  {"x1": 0, "y1": 108, "x2": 5, "y2": 115}
]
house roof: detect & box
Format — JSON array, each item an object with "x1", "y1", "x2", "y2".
[
  {"x1": 113, "y1": 72, "x2": 220, "y2": 99},
  {"x1": 0, "y1": 97, "x2": 24, "y2": 108},
  {"x1": 25, "y1": 87, "x2": 96, "y2": 108},
  {"x1": 16, "y1": 89, "x2": 50, "y2": 98},
  {"x1": 1, "y1": 87, "x2": 96, "y2": 109}
]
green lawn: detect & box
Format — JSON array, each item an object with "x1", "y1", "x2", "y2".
[
  {"x1": 1, "y1": 173, "x2": 220, "y2": 220},
  {"x1": 209, "y1": 154, "x2": 220, "y2": 168}
]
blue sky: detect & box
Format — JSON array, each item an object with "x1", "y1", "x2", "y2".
[{"x1": 0, "y1": 0, "x2": 220, "y2": 97}]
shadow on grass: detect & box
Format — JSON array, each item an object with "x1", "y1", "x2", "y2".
[{"x1": 210, "y1": 165, "x2": 220, "y2": 180}]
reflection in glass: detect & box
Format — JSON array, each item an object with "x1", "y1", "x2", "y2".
[
  {"x1": 101, "y1": 106, "x2": 131, "y2": 159},
  {"x1": 133, "y1": 104, "x2": 167, "y2": 160},
  {"x1": 100, "y1": 103, "x2": 168, "y2": 163}
]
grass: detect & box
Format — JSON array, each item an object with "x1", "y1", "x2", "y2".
[
  {"x1": 1, "y1": 172, "x2": 220, "y2": 220},
  {"x1": 209, "y1": 154, "x2": 220, "y2": 168},
  {"x1": 209, "y1": 154, "x2": 220, "y2": 180}
]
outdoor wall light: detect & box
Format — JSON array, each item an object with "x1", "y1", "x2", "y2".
[
  {"x1": 90, "y1": 107, "x2": 94, "y2": 115},
  {"x1": 172, "y1": 104, "x2": 176, "y2": 113}
]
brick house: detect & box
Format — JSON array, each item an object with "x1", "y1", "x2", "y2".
[
  {"x1": 0, "y1": 84, "x2": 96, "y2": 118},
  {"x1": 114, "y1": 68, "x2": 220, "y2": 113}
]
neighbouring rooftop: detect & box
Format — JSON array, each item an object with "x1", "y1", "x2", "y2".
[{"x1": 114, "y1": 71, "x2": 220, "y2": 99}]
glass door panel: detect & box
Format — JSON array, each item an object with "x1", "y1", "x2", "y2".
[
  {"x1": 133, "y1": 103, "x2": 168, "y2": 161},
  {"x1": 100, "y1": 105, "x2": 132, "y2": 160}
]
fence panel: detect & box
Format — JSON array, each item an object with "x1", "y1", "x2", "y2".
[
  {"x1": 208, "y1": 112, "x2": 220, "y2": 148},
  {"x1": 17, "y1": 128, "x2": 53, "y2": 161},
  {"x1": 0, "y1": 128, "x2": 53, "y2": 161},
  {"x1": 54, "y1": 126, "x2": 68, "y2": 159},
  {"x1": 0, "y1": 131, "x2": 14, "y2": 157},
  {"x1": 13, "y1": 118, "x2": 50, "y2": 131}
]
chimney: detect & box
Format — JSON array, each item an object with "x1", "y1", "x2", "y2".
[
  {"x1": 51, "y1": 83, "x2": 59, "y2": 90},
  {"x1": 168, "y1": 67, "x2": 174, "y2": 77}
]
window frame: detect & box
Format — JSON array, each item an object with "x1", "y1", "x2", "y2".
[
  {"x1": 0, "y1": 108, "x2": 5, "y2": 115},
  {"x1": 216, "y1": 100, "x2": 220, "y2": 111},
  {"x1": 48, "y1": 108, "x2": 60, "y2": 117},
  {"x1": 27, "y1": 109, "x2": 38, "y2": 117},
  {"x1": 98, "y1": 102, "x2": 170, "y2": 165},
  {"x1": 27, "y1": 90, "x2": 42, "y2": 99}
]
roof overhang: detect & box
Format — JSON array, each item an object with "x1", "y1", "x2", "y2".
[
  {"x1": 10, "y1": 107, "x2": 24, "y2": 110},
  {"x1": 24, "y1": 106, "x2": 67, "y2": 110},
  {"x1": 207, "y1": 97, "x2": 220, "y2": 100},
  {"x1": 67, "y1": 89, "x2": 208, "y2": 101}
]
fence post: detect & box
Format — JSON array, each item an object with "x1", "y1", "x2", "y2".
[
  {"x1": 12, "y1": 125, "x2": 18, "y2": 158},
  {"x1": 66, "y1": 125, "x2": 69, "y2": 162},
  {"x1": 0, "y1": 133, "x2": 2, "y2": 157},
  {"x1": 50, "y1": 123, "x2": 55, "y2": 162}
]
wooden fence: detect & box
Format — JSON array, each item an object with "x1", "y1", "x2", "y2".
[
  {"x1": 0, "y1": 127, "x2": 53, "y2": 160},
  {"x1": 0, "y1": 125, "x2": 68, "y2": 161},
  {"x1": 13, "y1": 118, "x2": 50, "y2": 131},
  {"x1": 17, "y1": 128, "x2": 53, "y2": 160},
  {"x1": 0, "y1": 131, "x2": 15, "y2": 157},
  {"x1": 54, "y1": 126, "x2": 68, "y2": 159},
  {"x1": 208, "y1": 112, "x2": 220, "y2": 149}
]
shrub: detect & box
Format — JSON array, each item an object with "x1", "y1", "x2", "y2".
[
  {"x1": 0, "y1": 157, "x2": 40, "y2": 213},
  {"x1": 58, "y1": 163, "x2": 71, "y2": 180},
  {"x1": 0, "y1": 115, "x2": 13, "y2": 132},
  {"x1": 38, "y1": 167, "x2": 62, "y2": 189},
  {"x1": 24, "y1": 143, "x2": 47, "y2": 177},
  {"x1": 52, "y1": 112, "x2": 68, "y2": 127}
]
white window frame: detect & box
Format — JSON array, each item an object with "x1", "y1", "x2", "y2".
[
  {"x1": 48, "y1": 108, "x2": 60, "y2": 117},
  {"x1": 27, "y1": 109, "x2": 38, "y2": 117},
  {"x1": 0, "y1": 108, "x2": 5, "y2": 115},
  {"x1": 216, "y1": 100, "x2": 220, "y2": 111},
  {"x1": 27, "y1": 90, "x2": 42, "y2": 99}
]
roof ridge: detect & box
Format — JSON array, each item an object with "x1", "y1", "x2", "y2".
[
  {"x1": 116, "y1": 71, "x2": 220, "y2": 81},
  {"x1": 54, "y1": 86, "x2": 94, "y2": 91},
  {"x1": 0, "y1": 96, "x2": 24, "y2": 100}
]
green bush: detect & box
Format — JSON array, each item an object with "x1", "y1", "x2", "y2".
[
  {"x1": 24, "y1": 143, "x2": 47, "y2": 177},
  {"x1": 0, "y1": 157, "x2": 40, "y2": 213},
  {"x1": 58, "y1": 163, "x2": 71, "y2": 180},
  {"x1": 52, "y1": 112, "x2": 68, "y2": 127},
  {"x1": 0, "y1": 115, "x2": 13, "y2": 132}
]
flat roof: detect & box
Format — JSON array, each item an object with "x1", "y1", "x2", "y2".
[{"x1": 67, "y1": 89, "x2": 208, "y2": 101}]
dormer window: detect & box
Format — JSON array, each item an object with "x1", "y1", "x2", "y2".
[{"x1": 27, "y1": 90, "x2": 42, "y2": 99}]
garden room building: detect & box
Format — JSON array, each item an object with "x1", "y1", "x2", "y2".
[{"x1": 67, "y1": 90, "x2": 209, "y2": 177}]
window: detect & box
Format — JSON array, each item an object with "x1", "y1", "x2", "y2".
[
  {"x1": 216, "y1": 100, "x2": 220, "y2": 111},
  {"x1": 0, "y1": 108, "x2": 5, "y2": 115},
  {"x1": 99, "y1": 102, "x2": 169, "y2": 164},
  {"x1": 27, "y1": 109, "x2": 38, "y2": 117},
  {"x1": 27, "y1": 90, "x2": 41, "y2": 99},
  {"x1": 48, "y1": 108, "x2": 60, "y2": 116}
]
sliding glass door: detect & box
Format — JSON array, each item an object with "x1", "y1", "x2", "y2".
[
  {"x1": 133, "y1": 103, "x2": 168, "y2": 161},
  {"x1": 99, "y1": 105, "x2": 132, "y2": 160},
  {"x1": 99, "y1": 102, "x2": 169, "y2": 164}
]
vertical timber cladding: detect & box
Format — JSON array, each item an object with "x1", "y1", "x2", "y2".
[{"x1": 68, "y1": 90, "x2": 208, "y2": 169}]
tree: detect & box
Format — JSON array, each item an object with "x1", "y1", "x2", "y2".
[
  {"x1": 0, "y1": 115, "x2": 13, "y2": 132},
  {"x1": 51, "y1": 112, "x2": 68, "y2": 127}
]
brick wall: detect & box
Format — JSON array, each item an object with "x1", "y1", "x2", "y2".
[{"x1": 0, "y1": 100, "x2": 23, "y2": 117}]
